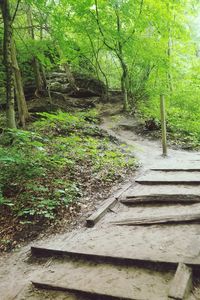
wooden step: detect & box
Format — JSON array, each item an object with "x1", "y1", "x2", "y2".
[
  {"x1": 31, "y1": 258, "x2": 173, "y2": 300},
  {"x1": 151, "y1": 167, "x2": 200, "y2": 172},
  {"x1": 31, "y1": 246, "x2": 200, "y2": 271},
  {"x1": 32, "y1": 281, "x2": 134, "y2": 300},
  {"x1": 31, "y1": 246, "x2": 178, "y2": 269},
  {"x1": 136, "y1": 171, "x2": 200, "y2": 185},
  {"x1": 112, "y1": 212, "x2": 200, "y2": 226},
  {"x1": 121, "y1": 194, "x2": 200, "y2": 205}
]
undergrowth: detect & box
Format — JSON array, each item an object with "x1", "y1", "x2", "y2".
[
  {"x1": 137, "y1": 94, "x2": 200, "y2": 149},
  {"x1": 0, "y1": 109, "x2": 136, "y2": 251}
]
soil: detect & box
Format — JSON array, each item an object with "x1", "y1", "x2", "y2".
[{"x1": 1, "y1": 104, "x2": 200, "y2": 299}]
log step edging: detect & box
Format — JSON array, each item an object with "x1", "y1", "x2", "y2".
[
  {"x1": 151, "y1": 168, "x2": 200, "y2": 172},
  {"x1": 112, "y1": 212, "x2": 200, "y2": 226},
  {"x1": 121, "y1": 194, "x2": 200, "y2": 205},
  {"x1": 135, "y1": 179, "x2": 200, "y2": 185},
  {"x1": 168, "y1": 263, "x2": 192, "y2": 299},
  {"x1": 86, "y1": 181, "x2": 132, "y2": 227}
]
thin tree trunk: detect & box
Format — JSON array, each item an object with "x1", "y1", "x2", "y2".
[
  {"x1": 0, "y1": 0, "x2": 16, "y2": 129},
  {"x1": 167, "y1": 35, "x2": 174, "y2": 94},
  {"x1": 26, "y1": 5, "x2": 43, "y2": 95},
  {"x1": 120, "y1": 61, "x2": 129, "y2": 111},
  {"x1": 167, "y1": 4, "x2": 174, "y2": 96},
  {"x1": 11, "y1": 39, "x2": 29, "y2": 127},
  {"x1": 115, "y1": 6, "x2": 129, "y2": 111},
  {"x1": 87, "y1": 32, "x2": 109, "y2": 101},
  {"x1": 95, "y1": 0, "x2": 128, "y2": 107}
]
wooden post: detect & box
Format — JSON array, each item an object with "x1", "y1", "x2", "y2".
[{"x1": 160, "y1": 94, "x2": 167, "y2": 157}]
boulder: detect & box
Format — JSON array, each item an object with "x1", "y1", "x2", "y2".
[
  {"x1": 48, "y1": 82, "x2": 71, "y2": 93},
  {"x1": 74, "y1": 73, "x2": 106, "y2": 97}
]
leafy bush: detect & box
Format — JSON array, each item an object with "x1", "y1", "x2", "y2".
[{"x1": 138, "y1": 88, "x2": 200, "y2": 149}]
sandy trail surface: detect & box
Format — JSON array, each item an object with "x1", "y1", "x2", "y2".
[{"x1": 1, "y1": 113, "x2": 200, "y2": 299}]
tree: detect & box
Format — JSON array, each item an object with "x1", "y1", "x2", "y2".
[
  {"x1": 11, "y1": 39, "x2": 29, "y2": 127},
  {"x1": 26, "y1": 3, "x2": 43, "y2": 96},
  {"x1": 0, "y1": 0, "x2": 17, "y2": 128}
]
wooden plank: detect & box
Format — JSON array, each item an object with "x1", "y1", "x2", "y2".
[
  {"x1": 86, "y1": 197, "x2": 117, "y2": 227},
  {"x1": 112, "y1": 212, "x2": 200, "y2": 226},
  {"x1": 151, "y1": 168, "x2": 200, "y2": 172},
  {"x1": 135, "y1": 172, "x2": 200, "y2": 185},
  {"x1": 121, "y1": 194, "x2": 200, "y2": 205},
  {"x1": 31, "y1": 246, "x2": 177, "y2": 269},
  {"x1": 31, "y1": 246, "x2": 200, "y2": 271},
  {"x1": 86, "y1": 182, "x2": 132, "y2": 227},
  {"x1": 168, "y1": 263, "x2": 192, "y2": 299},
  {"x1": 32, "y1": 281, "x2": 138, "y2": 300},
  {"x1": 135, "y1": 179, "x2": 200, "y2": 185}
]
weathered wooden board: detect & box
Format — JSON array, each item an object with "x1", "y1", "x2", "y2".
[
  {"x1": 121, "y1": 194, "x2": 200, "y2": 205},
  {"x1": 31, "y1": 256, "x2": 173, "y2": 300},
  {"x1": 136, "y1": 171, "x2": 200, "y2": 185},
  {"x1": 112, "y1": 212, "x2": 200, "y2": 226},
  {"x1": 31, "y1": 246, "x2": 176, "y2": 269},
  {"x1": 168, "y1": 263, "x2": 192, "y2": 299},
  {"x1": 86, "y1": 197, "x2": 118, "y2": 227},
  {"x1": 151, "y1": 168, "x2": 200, "y2": 172},
  {"x1": 86, "y1": 182, "x2": 132, "y2": 227},
  {"x1": 32, "y1": 281, "x2": 136, "y2": 300},
  {"x1": 31, "y1": 246, "x2": 200, "y2": 271}
]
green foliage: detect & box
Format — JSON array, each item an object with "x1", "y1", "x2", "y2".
[
  {"x1": 0, "y1": 110, "x2": 135, "y2": 224},
  {"x1": 138, "y1": 86, "x2": 200, "y2": 149}
]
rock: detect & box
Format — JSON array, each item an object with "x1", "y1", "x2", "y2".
[
  {"x1": 47, "y1": 71, "x2": 106, "y2": 99},
  {"x1": 28, "y1": 98, "x2": 58, "y2": 113},
  {"x1": 48, "y1": 82, "x2": 62, "y2": 91},
  {"x1": 48, "y1": 72, "x2": 66, "y2": 79},
  {"x1": 46, "y1": 91, "x2": 66, "y2": 101},
  {"x1": 69, "y1": 88, "x2": 100, "y2": 98},
  {"x1": 74, "y1": 73, "x2": 106, "y2": 97},
  {"x1": 145, "y1": 118, "x2": 160, "y2": 131},
  {"x1": 23, "y1": 82, "x2": 37, "y2": 100},
  {"x1": 48, "y1": 82, "x2": 71, "y2": 93},
  {"x1": 63, "y1": 96, "x2": 98, "y2": 108},
  {"x1": 27, "y1": 95, "x2": 99, "y2": 113},
  {"x1": 108, "y1": 90, "x2": 123, "y2": 103}
]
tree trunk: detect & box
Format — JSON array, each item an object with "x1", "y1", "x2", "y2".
[
  {"x1": 87, "y1": 32, "x2": 109, "y2": 101},
  {"x1": 11, "y1": 39, "x2": 29, "y2": 127},
  {"x1": 167, "y1": 35, "x2": 174, "y2": 94},
  {"x1": 167, "y1": 4, "x2": 174, "y2": 96},
  {"x1": 0, "y1": 0, "x2": 16, "y2": 129},
  {"x1": 120, "y1": 62, "x2": 129, "y2": 111},
  {"x1": 32, "y1": 57, "x2": 43, "y2": 94},
  {"x1": 115, "y1": 6, "x2": 129, "y2": 111},
  {"x1": 26, "y1": 5, "x2": 43, "y2": 95}
]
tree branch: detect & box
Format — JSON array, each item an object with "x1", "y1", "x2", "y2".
[
  {"x1": 94, "y1": 0, "x2": 116, "y2": 53},
  {"x1": 12, "y1": 0, "x2": 21, "y2": 23}
]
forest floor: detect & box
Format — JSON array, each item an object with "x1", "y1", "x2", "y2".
[{"x1": 1, "y1": 102, "x2": 200, "y2": 299}]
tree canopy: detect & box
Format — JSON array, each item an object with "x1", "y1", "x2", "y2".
[{"x1": 0, "y1": 0, "x2": 200, "y2": 135}]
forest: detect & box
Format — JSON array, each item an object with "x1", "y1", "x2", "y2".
[{"x1": 0, "y1": 0, "x2": 200, "y2": 252}]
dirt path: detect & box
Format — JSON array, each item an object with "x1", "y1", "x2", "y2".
[
  {"x1": 1, "y1": 112, "x2": 200, "y2": 300},
  {"x1": 101, "y1": 114, "x2": 200, "y2": 170}
]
